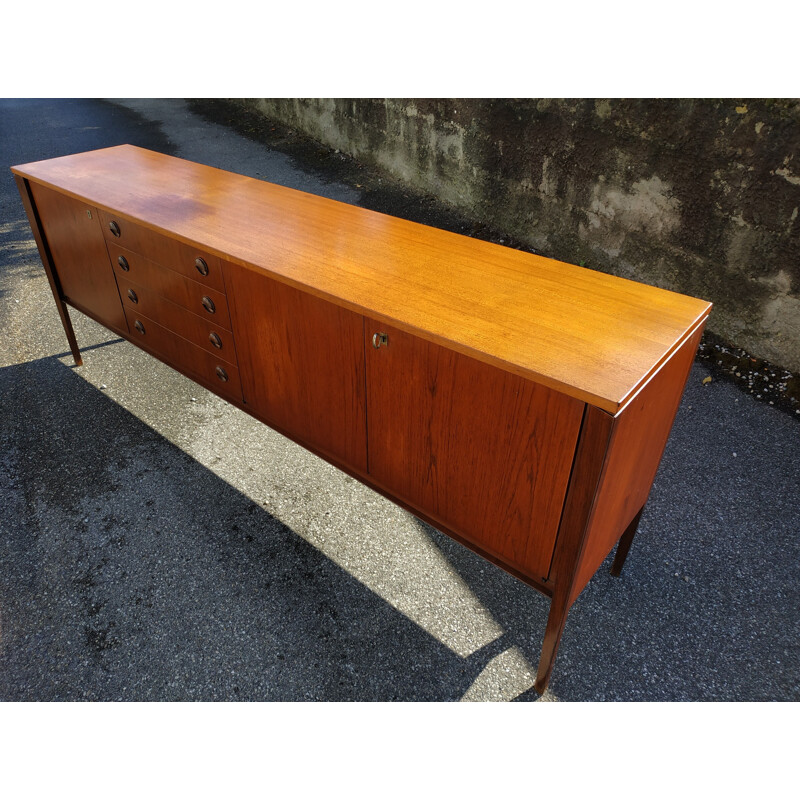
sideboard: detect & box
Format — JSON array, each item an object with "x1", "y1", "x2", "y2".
[{"x1": 12, "y1": 145, "x2": 712, "y2": 693}]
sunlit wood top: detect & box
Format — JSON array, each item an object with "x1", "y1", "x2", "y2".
[{"x1": 13, "y1": 145, "x2": 711, "y2": 413}]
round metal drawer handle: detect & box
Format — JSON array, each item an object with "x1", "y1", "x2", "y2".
[
  {"x1": 134, "y1": 320, "x2": 145, "y2": 335},
  {"x1": 372, "y1": 332, "x2": 388, "y2": 349},
  {"x1": 215, "y1": 366, "x2": 229, "y2": 382},
  {"x1": 195, "y1": 257, "x2": 209, "y2": 276},
  {"x1": 209, "y1": 332, "x2": 223, "y2": 349},
  {"x1": 109, "y1": 221, "x2": 121, "y2": 237},
  {"x1": 201, "y1": 296, "x2": 216, "y2": 314},
  {"x1": 117, "y1": 255, "x2": 129, "y2": 271},
  {"x1": 127, "y1": 288, "x2": 138, "y2": 304}
]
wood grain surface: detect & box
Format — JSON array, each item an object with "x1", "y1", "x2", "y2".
[
  {"x1": 225, "y1": 262, "x2": 368, "y2": 472},
  {"x1": 569, "y1": 320, "x2": 707, "y2": 602},
  {"x1": 109, "y1": 242, "x2": 231, "y2": 331},
  {"x1": 115, "y1": 275, "x2": 238, "y2": 366},
  {"x1": 366, "y1": 319, "x2": 585, "y2": 581},
  {"x1": 97, "y1": 207, "x2": 226, "y2": 293},
  {"x1": 12, "y1": 146, "x2": 712, "y2": 413},
  {"x1": 28, "y1": 181, "x2": 127, "y2": 333},
  {"x1": 122, "y1": 307, "x2": 243, "y2": 403}
]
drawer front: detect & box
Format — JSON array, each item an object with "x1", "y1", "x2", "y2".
[
  {"x1": 110, "y1": 243, "x2": 231, "y2": 330},
  {"x1": 123, "y1": 307, "x2": 243, "y2": 402},
  {"x1": 116, "y1": 275, "x2": 238, "y2": 366},
  {"x1": 98, "y1": 209, "x2": 226, "y2": 293}
]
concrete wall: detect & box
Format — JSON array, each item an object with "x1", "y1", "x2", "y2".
[{"x1": 235, "y1": 99, "x2": 800, "y2": 371}]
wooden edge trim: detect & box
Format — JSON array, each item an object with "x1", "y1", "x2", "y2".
[
  {"x1": 546, "y1": 404, "x2": 616, "y2": 592},
  {"x1": 613, "y1": 313, "x2": 712, "y2": 418}
]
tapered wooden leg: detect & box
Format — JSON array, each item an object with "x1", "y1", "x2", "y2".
[
  {"x1": 534, "y1": 595, "x2": 570, "y2": 694},
  {"x1": 50, "y1": 296, "x2": 82, "y2": 365},
  {"x1": 610, "y1": 507, "x2": 644, "y2": 577},
  {"x1": 14, "y1": 174, "x2": 82, "y2": 366}
]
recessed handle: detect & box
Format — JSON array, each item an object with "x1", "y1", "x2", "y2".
[
  {"x1": 215, "y1": 366, "x2": 229, "y2": 382},
  {"x1": 201, "y1": 296, "x2": 216, "y2": 314},
  {"x1": 372, "y1": 332, "x2": 388, "y2": 349},
  {"x1": 134, "y1": 319, "x2": 145, "y2": 335},
  {"x1": 109, "y1": 221, "x2": 121, "y2": 237},
  {"x1": 127, "y1": 288, "x2": 138, "y2": 304},
  {"x1": 117, "y1": 255, "x2": 129, "y2": 271},
  {"x1": 209, "y1": 332, "x2": 223, "y2": 349},
  {"x1": 195, "y1": 257, "x2": 209, "y2": 276}
]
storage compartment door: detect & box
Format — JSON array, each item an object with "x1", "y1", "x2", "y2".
[
  {"x1": 365, "y1": 320, "x2": 584, "y2": 582},
  {"x1": 226, "y1": 264, "x2": 368, "y2": 472},
  {"x1": 30, "y1": 182, "x2": 127, "y2": 332}
]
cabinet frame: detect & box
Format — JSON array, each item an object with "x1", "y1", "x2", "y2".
[{"x1": 12, "y1": 147, "x2": 712, "y2": 694}]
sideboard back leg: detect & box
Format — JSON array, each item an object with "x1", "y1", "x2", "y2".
[
  {"x1": 610, "y1": 507, "x2": 645, "y2": 577},
  {"x1": 14, "y1": 175, "x2": 83, "y2": 366}
]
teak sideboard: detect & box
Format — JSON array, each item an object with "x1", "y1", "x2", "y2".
[{"x1": 12, "y1": 145, "x2": 712, "y2": 693}]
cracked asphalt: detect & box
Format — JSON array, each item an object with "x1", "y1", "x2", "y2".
[{"x1": 1, "y1": 98, "x2": 798, "y2": 701}]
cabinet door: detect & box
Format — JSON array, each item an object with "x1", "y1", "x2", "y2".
[
  {"x1": 30, "y1": 182, "x2": 126, "y2": 332},
  {"x1": 226, "y1": 264, "x2": 368, "y2": 472},
  {"x1": 365, "y1": 321, "x2": 584, "y2": 582}
]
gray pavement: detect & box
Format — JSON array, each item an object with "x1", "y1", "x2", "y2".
[{"x1": 1, "y1": 98, "x2": 798, "y2": 701}]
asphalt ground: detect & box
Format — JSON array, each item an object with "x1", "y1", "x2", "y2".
[{"x1": 1, "y1": 98, "x2": 798, "y2": 702}]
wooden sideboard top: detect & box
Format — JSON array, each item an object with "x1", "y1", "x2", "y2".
[{"x1": 12, "y1": 144, "x2": 712, "y2": 413}]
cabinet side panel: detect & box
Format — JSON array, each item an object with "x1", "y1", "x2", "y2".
[
  {"x1": 570, "y1": 322, "x2": 706, "y2": 602},
  {"x1": 226, "y1": 263, "x2": 368, "y2": 472},
  {"x1": 29, "y1": 182, "x2": 127, "y2": 332},
  {"x1": 366, "y1": 320, "x2": 584, "y2": 582}
]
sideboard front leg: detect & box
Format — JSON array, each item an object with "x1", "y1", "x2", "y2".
[
  {"x1": 610, "y1": 507, "x2": 644, "y2": 577},
  {"x1": 533, "y1": 405, "x2": 617, "y2": 694},
  {"x1": 14, "y1": 175, "x2": 82, "y2": 366},
  {"x1": 534, "y1": 595, "x2": 571, "y2": 694}
]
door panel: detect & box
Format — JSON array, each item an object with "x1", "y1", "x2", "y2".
[
  {"x1": 30, "y1": 183, "x2": 126, "y2": 332},
  {"x1": 365, "y1": 320, "x2": 584, "y2": 581},
  {"x1": 226, "y1": 264, "x2": 367, "y2": 472}
]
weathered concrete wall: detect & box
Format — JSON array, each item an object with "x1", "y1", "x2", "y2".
[{"x1": 235, "y1": 99, "x2": 800, "y2": 371}]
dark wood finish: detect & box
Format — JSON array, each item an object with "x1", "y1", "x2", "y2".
[
  {"x1": 115, "y1": 275, "x2": 238, "y2": 365},
  {"x1": 97, "y1": 207, "x2": 226, "y2": 293},
  {"x1": 610, "y1": 508, "x2": 644, "y2": 577},
  {"x1": 11, "y1": 146, "x2": 713, "y2": 694},
  {"x1": 123, "y1": 307, "x2": 243, "y2": 403},
  {"x1": 13, "y1": 175, "x2": 83, "y2": 366},
  {"x1": 11, "y1": 145, "x2": 712, "y2": 414},
  {"x1": 225, "y1": 262, "x2": 368, "y2": 472},
  {"x1": 366, "y1": 320, "x2": 584, "y2": 582},
  {"x1": 28, "y1": 181, "x2": 127, "y2": 334},
  {"x1": 535, "y1": 405, "x2": 616, "y2": 693},
  {"x1": 108, "y1": 242, "x2": 231, "y2": 330},
  {"x1": 570, "y1": 321, "x2": 707, "y2": 602}
]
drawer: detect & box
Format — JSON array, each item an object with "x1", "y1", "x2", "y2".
[
  {"x1": 123, "y1": 307, "x2": 243, "y2": 402},
  {"x1": 110, "y1": 243, "x2": 231, "y2": 330},
  {"x1": 116, "y1": 275, "x2": 238, "y2": 366},
  {"x1": 98, "y1": 209, "x2": 226, "y2": 293}
]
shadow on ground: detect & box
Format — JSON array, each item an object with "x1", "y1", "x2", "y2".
[{"x1": 2, "y1": 350, "x2": 798, "y2": 700}]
